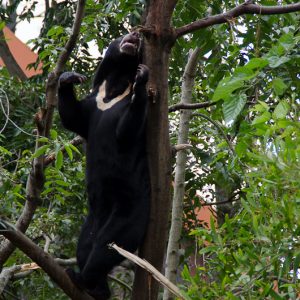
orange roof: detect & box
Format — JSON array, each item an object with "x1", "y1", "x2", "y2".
[
  {"x1": 194, "y1": 204, "x2": 216, "y2": 229},
  {"x1": 0, "y1": 26, "x2": 42, "y2": 78}
]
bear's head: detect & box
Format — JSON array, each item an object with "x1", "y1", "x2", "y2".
[{"x1": 93, "y1": 31, "x2": 143, "y2": 88}]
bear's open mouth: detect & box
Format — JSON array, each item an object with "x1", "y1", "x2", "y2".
[{"x1": 120, "y1": 32, "x2": 140, "y2": 55}]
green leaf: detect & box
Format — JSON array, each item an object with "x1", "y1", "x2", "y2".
[
  {"x1": 213, "y1": 67, "x2": 257, "y2": 101},
  {"x1": 0, "y1": 22, "x2": 5, "y2": 31},
  {"x1": 252, "y1": 111, "x2": 271, "y2": 125},
  {"x1": 272, "y1": 78, "x2": 288, "y2": 96},
  {"x1": 278, "y1": 32, "x2": 295, "y2": 51},
  {"x1": 0, "y1": 146, "x2": 12, "y2": 156},
  {"x1": 55, "y1": 180, "x2": 69, "y2": 187},
  {"x1": 199, "y1": 245, "x2": 219, "y2": 255},
  {"x1": 213, "y1": 77, "x2": 244, "y2": 101},
  {"x1": 64, "y1": 144, "x2": 73, "y2": 161},
  {"x1": 55, "y1": 150, "x2": 63, "y2": 170},
  {"x1": 33, "y1": 145, "x2": 49, "y2": 158},
  {"x1": 47, "y1": 25, "x2": 64, "y2": 37},
  {"x1": 293, "y1": 252, "x2": 300, "y2": 280},
  {"x1": 50, "y1": 129, "x2": 58, "y2": 140},
  {"x1": 267, "y1": 56, "x2": 290, "y2": 68},
  {"x1": 223, "y1": 93, "x2": 247, "y2": 125},
  {"x1": 245, "y1": 58, "x2": 269, "y2": 70},
  {"x1": 69, "y1": 144, "x2": 81, "y2": 155},
  {"x1": 269, "y1": 290, "x2": 284, "y2": 300},
  {"x1": 37, "y1": 137, "x2": 49, "y2": 143},
  {"x1": 273, "y1": 101, "x2": 290, "y2": 120}
]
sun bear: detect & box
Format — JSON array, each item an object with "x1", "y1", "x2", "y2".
[{"x1": 57, "y1": 31, "x2": 150, "y2": 300}]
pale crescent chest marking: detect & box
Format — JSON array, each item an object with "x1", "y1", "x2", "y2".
[{"x1": 96, "y1": 80, "x2": 131, "y2": 111}]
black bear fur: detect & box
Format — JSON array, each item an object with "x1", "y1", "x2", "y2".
[{"x1": 58, "y1": 31, "x2": 150, "y2": 300}]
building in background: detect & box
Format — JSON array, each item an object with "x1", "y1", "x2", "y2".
[{"x1": 0, "y1": 26, "x2": 42, "y2": 78}]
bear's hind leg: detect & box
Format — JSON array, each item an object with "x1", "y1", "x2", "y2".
[{"x1": 86, "y1": 275, "x2": 111, "y2": 300}]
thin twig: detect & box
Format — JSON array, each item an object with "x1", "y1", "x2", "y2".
[
  {"x1": 192, "y1": 113, "x2": 235, "y2": 155},
  {"x1": 169, "y1": 101, "x2": 217, "y2": 113}
]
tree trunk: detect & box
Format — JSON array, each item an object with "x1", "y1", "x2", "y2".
[
  {"x1": 131, "y1": 1, "x2": 176, "y2": 299},
  {"x1": 163, "y1": 48, "x2": 200, "y2": 300}
]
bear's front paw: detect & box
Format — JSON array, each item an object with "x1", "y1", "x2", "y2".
[
  {"x1": 58, "y1": 72, "x2": 87, "y2": 87},
  {"x1": 135, "y1": 64, "x2": 149, "y2": 85}
]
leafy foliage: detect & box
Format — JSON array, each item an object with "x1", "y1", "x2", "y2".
[{"x1": 0, "y1": 0, "x2": 300, "y2": 299}]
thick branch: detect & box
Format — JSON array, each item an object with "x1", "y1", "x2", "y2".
[
  {"x1": 0, "y1": 29, "x2": 27, "y2": 80},
  {"x1": 0, "y1": 223, "x2": 93, "y2": 300},
  {"x1": 175, "y1": 1, "x2": 300, "y2": 38}
]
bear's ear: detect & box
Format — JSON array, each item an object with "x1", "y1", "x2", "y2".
[{"x1": 104, "y1": 38, "x2": 123, "y2": 58}]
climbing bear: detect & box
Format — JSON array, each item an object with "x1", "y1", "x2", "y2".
[{"x1": 58, "y1": 31, "x2": 150, "y2": 300}]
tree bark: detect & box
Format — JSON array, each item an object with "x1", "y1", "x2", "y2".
[
  {"x1": 163, "y1": 48, "x2": 200, "y2": 300},
  {"x1": 131, "y1": 1, "x2": 176, "y2": 299},
  {"x1": 175, "y1": 1, "x2": 300, "y2": 38}
]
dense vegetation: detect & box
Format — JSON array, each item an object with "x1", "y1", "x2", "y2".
[{"x1": 0, "y1": 0, "x2": 299, "y2": 299}]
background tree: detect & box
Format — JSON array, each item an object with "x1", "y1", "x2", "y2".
[{"x1": 0, "y1": 0, "x2": 299, "y2": 299}]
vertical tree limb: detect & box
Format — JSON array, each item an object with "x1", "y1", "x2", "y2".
[
  {"x1": 163, "y1": 48, "x2": 200, "y2": 300},
  {"x1": 131, "y1": 1, "x2": 176, "y2": 299}
]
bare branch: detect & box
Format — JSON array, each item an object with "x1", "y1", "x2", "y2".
[
  {"x1": 45, "y1": 0, "x2": 86, "y2": 136},
  {"x1": 201, "y1": 190, "x2": 242, "y2": 206},
  {"x1": 43, "y1": 234, "x2": 51, "y2": 252},
  {"x1": 0, "y1": 221, "x2": 93, "y2": 300},
  {"x1": 54, "y1": 0, "x2": 86, "y2": 75},
  {"x1": 202, "y1": 197, "x2": 240, "y2": 206},
  {"x1": 109, "y1": 243, "x2": 186, "y2": 300},
  {"x1": 173, "y1": 144, "x2": 193, "y2": 152},
  {"x1": 175, "y1": 1, "x2": 300, "y2": 38},
  {"x1": 169, "y1": 101, "x2": 217, "y2": 113},
  {"x1": 164, "y1": 48, "x2": 200, "y2": 300},
  {"x1": 0, "y1": 265, "x2": 21, "y2": 294}
]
